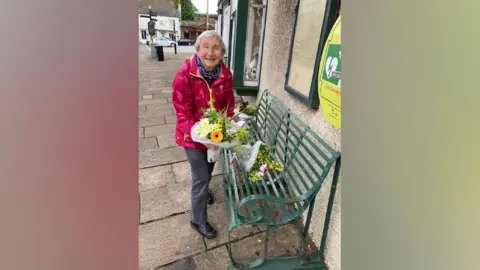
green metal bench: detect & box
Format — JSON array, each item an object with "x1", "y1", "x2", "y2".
[{"x1": 221, "y1": 90, "x2": 341, "y2": 269}]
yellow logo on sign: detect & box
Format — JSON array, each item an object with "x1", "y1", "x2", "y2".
[{"x1": 318, "y1": 15, "x2": 341, "y2": 128}]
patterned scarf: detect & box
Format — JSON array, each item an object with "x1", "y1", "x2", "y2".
[{"x1": 196, "y1": 55, "x2": 221, "y2": 86}]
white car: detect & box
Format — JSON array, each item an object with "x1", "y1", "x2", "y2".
[{"x1": 152, "y1": 37, "x2": 177, "y2": 47}]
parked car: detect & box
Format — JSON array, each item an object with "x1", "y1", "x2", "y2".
[
  {"x1": 177, "y1": 39, "x2": 195, "y2": 46},
  {"x1": 152, "y1": 37, "x2": 177, "y2": 47}
]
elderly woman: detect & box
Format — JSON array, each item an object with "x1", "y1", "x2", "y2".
[{"x1": 171, "y1": 31, "x2": 235, "y2": 239}]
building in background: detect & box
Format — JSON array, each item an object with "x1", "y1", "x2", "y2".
[
  {"x1": 180, "y1": 12, "x2": 217, "y2": 41},
  {"x1": 216, "y1": 0, "x2": 341, "y2": 269},
  {"x1": 194, "y1": 12, "x2": 218, "y2": 24},
  {"x1": 138, "y1": 7, "x2": 181, "y2": 43}
]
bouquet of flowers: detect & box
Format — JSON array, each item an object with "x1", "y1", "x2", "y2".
[
  {"x1": 235, "y1": 101, "x2": 257, "y2": 123},
  {"x1": 191, "y1": 106, "x2": 253, "y2": 162},
  {"x1": 230, "y1": 141, "x2": 284, "y2": 182},
  {"x1": 246, "y1": 142, "x2": 284, "y2": 182}
]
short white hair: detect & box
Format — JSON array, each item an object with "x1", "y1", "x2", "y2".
[{"x1": 195, "y1": 30, "x2": 227, "y2": 54}]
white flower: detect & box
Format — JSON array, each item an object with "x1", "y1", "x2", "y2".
[
  {"x1": 207, "y1": 124, "x2": 217, "y2": 132},
  {"x1": 200, "y1": 118, "x2": 210, "y2": 128},
  {"x1": 227, "y1": 127, "x2": 237, "y2": 136},
  {"x1": 194, "y1": 126, "x2": 202, "y2": 134}
]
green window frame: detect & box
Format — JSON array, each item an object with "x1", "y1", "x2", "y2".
[
  {"x1": 219, "y1": 1, "x2": 232, "y2": 68},
  {"x1": 229, "y1": 0, "x2": 268, "y2": 96},
  {"x1": 284, "y1": 0, "x2": 341, "y2": 109}
]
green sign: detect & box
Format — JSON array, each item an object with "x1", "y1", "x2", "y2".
[{"x1": 321, "y1": 44, "x2": 341, "y2": 87}]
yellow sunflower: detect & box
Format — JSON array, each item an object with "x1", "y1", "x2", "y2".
[{"x1": 211, "y1": 130, "x2": 224, "y2": 143}]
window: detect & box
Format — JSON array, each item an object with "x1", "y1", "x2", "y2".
[
  {"x1": 284, "y1": 0, "x2": 341, "y2": 108},
  {"x1": 230, "y1": 10, "x2": 236, "y2": 72},
  {"x1": 221, "y1": 5, "x2": 231, "y2": 67},
  {"x1": 229, "y1": 0, "x2": 268, "y2": 96},
  {"x1": 243, "y1": 0, "x2": 266, "y2": 86}
]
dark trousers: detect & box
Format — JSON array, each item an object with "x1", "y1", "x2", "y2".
[{"x1": 184, "y1": 147, "x2": 215, "y2": 225}]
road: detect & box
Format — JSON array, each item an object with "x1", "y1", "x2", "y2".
[
  {"x1": 163, "y1": 45, "x2": 196, "y2": 54},
  {"x1": 142, "y1": 43, "x2": 196, "y2": 54}
]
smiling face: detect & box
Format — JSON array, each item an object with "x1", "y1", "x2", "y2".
[{"x1": 197, "y1": 36, "x2": 225, "y2": 71}]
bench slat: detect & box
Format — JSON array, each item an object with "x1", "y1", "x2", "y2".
[{"x1": 222, "y1": 153, "x2": 237, "y2": 228}]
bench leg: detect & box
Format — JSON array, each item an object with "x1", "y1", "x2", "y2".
[
  {"x1": 318, "y1": 157, "x2": 341, "y2": 259},
  {"x1": 302, "y1": 194, "x2": 317, "y2": 240}
]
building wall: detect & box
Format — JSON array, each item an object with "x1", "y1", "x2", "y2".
[
  {"x1": 138, "y1": 15, "x2": 181, "y2": 40},
  {"x1": 194, "y1": 13, "x2": 217, "y2": 25},
  {"x1": 245, "y1": 0, "x2": 341, "y2": 269}
]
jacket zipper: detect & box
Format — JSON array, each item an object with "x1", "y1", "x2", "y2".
[
  {"x1": 189, "y1": 73, "x2": 214, "y2": 104},
  {"x1": 184, "y1": 73, "x2": 214, "y2": 142}
]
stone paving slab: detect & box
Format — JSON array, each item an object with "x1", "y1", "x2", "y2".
[
  {"x1": 154, "y1": 93, "x2": 174, "y2": 100},
  {"x1": 139, "y1": 137, "x2": 159, "y2": 151},
  {"x1": 140, "y1": 115, "x2": 167, "y2": 128},
  {"x1": 139, "y1": 165, "x2": 175, "y2": 192},
  {"x1": 141, "y1": 108, "x2": 175, "y2": 120},
  {"x1": 165, "y1": 115, "x2": 176, "y2": 124},
  {"x1": 191, "y1": 246, "x2": 231, "y2": 270},
  {"x1": 140, "y1": 98, "x2": 169, "y2": 106},
  {"x1": 139, "y1": 147, "x2": 187, "y2": 168},
  {"x1": 266, "y1": 223, "x2": 305, "y2": 257},
  {"x1": 156, "y1": 259, "x2": 195, "y2": 270},
  {"x1": 228, "y1": 223, "x2": 304, "y2": 262},
  {"x1": 145, "y1": 88, "x2": 168, "y2": 95},
  {"x1": 204, "y1": 202, "x2": 259, "y2": 250},
  {"x1": 144, "y1": 124, "x2": 176, "y2": 137},
  {"x1": 156, "y1": 134, "x2": 177, "y2": 149},
  {"x1": 139, "y1": 212, "x2": 205, "y2": 270},
  {"x1": 156, "y1": 246, "x2": 231, "y2": 270},
  {"x1": 149, "y1": 80, "x2": 171, "y2": 86},
  {"x1": 145, "y1": 103, "x2": 174, "y2": 111},
  {"x1": 140, "y1": 181, "x2": 191, "y2": 223},
  {"x1": 228, "y1": 232, "x2": 266, "y2": 262}
]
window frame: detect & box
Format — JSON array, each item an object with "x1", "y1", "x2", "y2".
[
  {"x1": 229, "y1": 0, "x2": 269, "y2": 96},
  {"x1": 284, "y1": 0, "x2": 341, "y2": 109}
]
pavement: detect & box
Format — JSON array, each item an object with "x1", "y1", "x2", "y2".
[{"x1": 138, "y1": 44, "x2": 307, "y2": 270}]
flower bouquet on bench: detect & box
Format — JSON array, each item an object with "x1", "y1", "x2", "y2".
[
  {"x1": 230, "y1": 141, "x2": 284, "y2": 182},
  {"x1": 235, "y1": 101, "x2": 257, "y2": 123},
  {"x1": 247, "y1": 143, "x2": 283, "y2": 182}
]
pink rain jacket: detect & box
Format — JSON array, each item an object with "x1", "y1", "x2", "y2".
[{"x1": 171, "y1": 54, "x2": 235, "y2": 149}]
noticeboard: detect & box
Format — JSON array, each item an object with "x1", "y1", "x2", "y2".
[{"x1": 318, "y1": 15, "x2": 341, "y2": 128}]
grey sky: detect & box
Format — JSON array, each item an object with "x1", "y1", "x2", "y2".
[{"x1": 191, "y1": 0, "x2": 217, "y2": 14}]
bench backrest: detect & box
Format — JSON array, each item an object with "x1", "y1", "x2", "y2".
[{"x1": 253, "y1": 90, "x2": 340, "y2": 198}]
